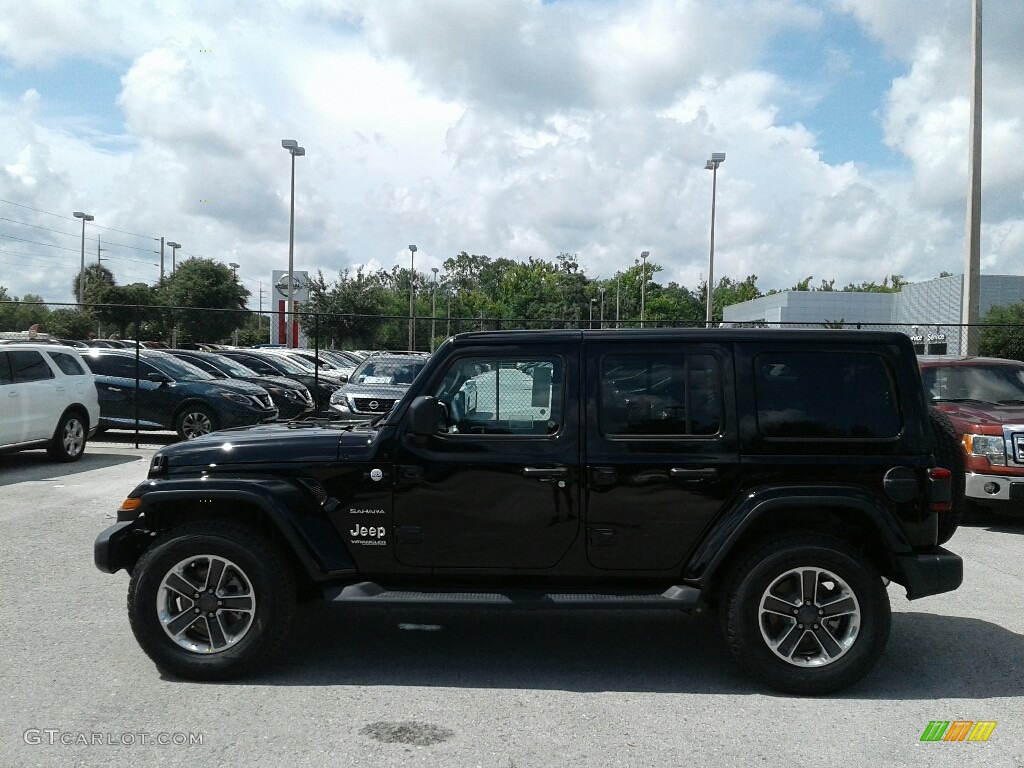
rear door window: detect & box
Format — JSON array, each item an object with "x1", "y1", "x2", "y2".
[
  {"x1": 599, "y1": 353, "x2": 722, "y2": 436},
  {"x1": 48, "y1": 351, "x2": 87, "y2": 376},
  {"x1": 754, "y1": 351, "x2": 900, "y2": 439},
  {"x1": 9, "y1": 351, "x2": 54, "y2": 383}
]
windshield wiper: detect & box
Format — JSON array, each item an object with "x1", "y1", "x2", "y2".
[
  {"x1": 932, "y1": 397, "x2": 999, "y2": 405},
  {"x1": 996, "y1": 399, "x2": 1024, "y2": 405}
]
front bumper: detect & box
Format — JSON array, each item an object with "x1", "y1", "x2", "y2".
[
  {"x1": 893, "y1": 546, "x2": 963, "y2": 600},
  {"x1": 965, "y1": 471, "x2": 1024, "y2": 509},
  {"x1": 94, "y1": 519, "x2": 152, "y2": 574}
]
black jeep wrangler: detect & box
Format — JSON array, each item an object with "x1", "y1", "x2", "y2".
[{"x1": 95, "y1": 329, "x2": 962, "y2": 694}]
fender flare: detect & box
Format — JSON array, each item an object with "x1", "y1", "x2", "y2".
[
  {"x1": 102, "y1": 477, "x2": 355, "y2": 578},
  {"x1": 685, "y1": 484, "x2": 913, "y2": 584}
]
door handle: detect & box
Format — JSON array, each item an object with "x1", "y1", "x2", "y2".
[
  {"x1": 523, "y1": 467, "x2": 568, "y2": 479},
  {"x1": 670, "y1": 467, "x2": 719, "y2": 480},
  {"x1": 107, "y1": 386, "x2": 122, "y2": 392}
]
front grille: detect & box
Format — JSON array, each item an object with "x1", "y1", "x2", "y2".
[
  {"x1": 1012, "y1": 431, "x2": 1024, "y2": 464},
  {"x1": 352, "y1": 397, "x2": 396, "y2": 413}
]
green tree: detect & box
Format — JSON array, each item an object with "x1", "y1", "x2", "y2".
[
  {"x1": 71, "y1": 263, "x2": 116, "y2": 306},
  {"x1": 43, "y1": 308, "x2": 95, "y2": 339},
  {"x1": 157, "y1": 257, "x2": 250, "y2": 343},
  {"x1": 979, "y1": 303, "x2": 1024, "y2": 361},
  {"x1": 0, "y1": 292, "x2": 50, "y2": 332},
  {"x1": 304, "y1": 267, "x2": 396, "y2": 348}
]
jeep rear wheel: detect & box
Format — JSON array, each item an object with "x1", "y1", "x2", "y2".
[
  {"x1": 930, "y1": 408, "x2": 965, "y2": 544},
  {"x1": 127, "y1": 521, "x2": 295, "y2": 680},
  {"x1": 721, "y1": 535, "x2": 890, "y2": 695}
]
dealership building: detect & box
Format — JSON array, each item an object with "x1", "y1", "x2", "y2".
[{"x1": 722, "y1": 274, "x2": 1024, "y2": 356}]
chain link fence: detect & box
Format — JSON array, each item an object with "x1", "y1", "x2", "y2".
[{"x1": 1, "y1": 298, "x2": 1019, "y2": 443}]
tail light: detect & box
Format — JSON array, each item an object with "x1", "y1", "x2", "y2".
[{"x1": 927, "y1": 467, "x2": 952, "y2": 512}]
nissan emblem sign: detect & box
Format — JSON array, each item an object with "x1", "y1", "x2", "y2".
[{"x1": 368, "y1": 400, "x2": 380, "y2": 411}]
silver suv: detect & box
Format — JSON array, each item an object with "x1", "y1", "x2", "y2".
[{"x1": 0, "y1": 343, "x2": 100, "y2": 461}]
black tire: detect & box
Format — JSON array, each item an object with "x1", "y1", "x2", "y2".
[
  {"x1": 46, "y1": 409, "x2": 87, "y2": 462},
  {"x1": 175, "y1": 404, "x2": 218, "y2": 440},
  {"x1": 127, "y1": 521, "x2": 296, "y2": 680},
  {"x1": 721, "y1": 535, "x2": 891, "y2": 695},
  {"x1": 930, "y1": 408, "x2": 965, "y2": 545}
]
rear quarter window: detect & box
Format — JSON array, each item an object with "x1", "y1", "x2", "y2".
[
  {"x1": 754, "y1": 351, "x2": 900, "y2": 439},
  {"x1": 48, "y1": 351, "x2": 88, "y2": 376}
]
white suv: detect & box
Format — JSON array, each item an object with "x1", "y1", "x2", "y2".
[{"x1": 0, "y1": 343, "x2": 100, "y2": 461}]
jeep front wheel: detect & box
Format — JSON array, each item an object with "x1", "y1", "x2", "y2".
[
  {"x1": 127, "y1": 521, "x2": 295, "y2": 680},
  {"x1": 721, "y1": 535, "x2": 891, "y2": 695}
]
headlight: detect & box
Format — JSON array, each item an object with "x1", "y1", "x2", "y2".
[
  {"x1": 964, "y1": 434, "x2": 1006, "y2": 465},
  {"x1": 330, "y1": 390, "x2": 346, "y2": 403},
  {"x1": 282, "y1": 389, "x2": 301, "y2": 400},
  {"x1": 220, "y1": 391, "x2": 252, "y2": 405}
]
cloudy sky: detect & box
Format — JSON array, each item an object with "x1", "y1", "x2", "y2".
[{"x1": 1, "y1": 0, "x2": 1021, "y2": 308}]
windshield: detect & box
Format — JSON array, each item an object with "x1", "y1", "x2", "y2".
[
  {"x1": 274, "y1": 353, "x2": 317, "y2": 372},
  {"x1": 252, "y1": 354, "x2": 307, "y2": 375},
  {"x1": 352, "y1": 359, "x2": 427, "y2": 386},
  {"x1": 207, "y1": 354, "x2": 261, "y2": 378},
  {"x1": 149, "y1": 354, "x2": 216, "y2": 381},
  {"x1": 922, "y1": 364, "x2": 1024, "y2": 404}
]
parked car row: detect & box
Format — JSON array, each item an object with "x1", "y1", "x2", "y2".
[{"x1": 7, "y1": 333, "x2": 1024, "y2": 530}]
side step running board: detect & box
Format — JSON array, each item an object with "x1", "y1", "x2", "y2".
[{"x1": 322, "y1": 582, "x2": 701, "y2": 610}]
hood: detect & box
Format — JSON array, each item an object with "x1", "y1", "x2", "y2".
[
  {"x1": 155, "y1": 421, "x2": 380, "y2": 468},
  {"x1": 237, "y1": 374, "x2": 306, "y2": 391},
  {"x1": 197, "y1": 377, "x2": 268, "y2": 396},
  {"x1": 934, "y1": 402, "x2": 1024, "y2": 429}
]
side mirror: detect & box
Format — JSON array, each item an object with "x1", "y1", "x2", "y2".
[
  {"x1": 146, "y1": 372, "x2": 170, "y2": 384},
  {"x1": 407, "y1": 396, "x2": 444, "y2": 436}
]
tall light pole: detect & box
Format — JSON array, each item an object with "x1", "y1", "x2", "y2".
[
  {"x1": 446, "y1": 287, "x2": 452, "y2": 337},
  {"x1": 167, "y1": 241, "x2": 181, "y2": 275},
  {"x1": 229, "y1": 262, "x2": 240, "y2": 279},
  {"x1": 705, "y1": 152, "x2": 726, "y2": 328},
  {"x1": 431, "y1": 267, "x2": 439, "y2": 350},
  {"x1": 282, "y1": 139, "x2": 305, "y2": 348},
  {"x1": 73, "y1": 211, "x2": 94, "y2": 304},
  {"x1": 408, "y1": 245, "x2": 417, "y2": 350},
  {"x1": 589, "y1": 298, "x2": 597, "y2": 329},
  {"x1": 599, "y1": 286, "x2": 606, "y2": 328},
  {"x1": 637, "y1": 250, "x2": 649, "y2": 328},
  {"x1": 615, "y1": 271, "x2": 621, "y2": 328},
  {"x1": 962, "y1": 0, "x2": 983, "y2": 355}
]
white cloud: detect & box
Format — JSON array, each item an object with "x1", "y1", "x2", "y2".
[{"x1": 0, "y1": 0, "x2": 1021, "y2": 312}]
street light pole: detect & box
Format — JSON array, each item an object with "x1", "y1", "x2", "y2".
[
  {"x1": 408, "y1": 245, "x2": 417, "y2": 350},
  {"x1": 962, "y1": 0, "x2": 983, "y2": 355},
  {"x1": 167, "y1": 242, "x2": 181, "y2": 275},
  {"x1": 705, "y1": 152, "x2": 726, "y2": 328},
  {"x1": 229, "y1": 262, "x2": 240, "y2": 279},
  {"x1": 282, "y1": 139, "x2": 306, "y2": 349},
  {"x1": 431, "y1": 267, "x2": 439, "y2": 350},
  {"x1": 638, "y1": 250, "x2": 649, "y2": 328},
  {"x1": 615, "y1": 271, "x2": 621, "y2": 328},
  {"x1": 589, "y1": 298, "x2": 597, "y2": 329},
  {"x1": 599, "y1": 286, "x2": 606, "y2": 329},
  {"x1": 446, "y1": 287, "x2": 452, "y2": 337},
  {"x1": 73, "y1": 211, "x2": 94, "y2": 304}
]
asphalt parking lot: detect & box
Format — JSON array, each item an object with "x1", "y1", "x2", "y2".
[{"x1": 1, "y1": 440, "x2": 1022, "y2": 768}]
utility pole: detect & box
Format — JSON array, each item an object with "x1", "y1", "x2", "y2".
[{"x1": 962, "y1": 0, "x2": 983, "y2": 355}]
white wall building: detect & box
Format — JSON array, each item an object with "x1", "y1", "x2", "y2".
[{"x1": 722, "y1": 274, "x2": 1024, "y2": 355}]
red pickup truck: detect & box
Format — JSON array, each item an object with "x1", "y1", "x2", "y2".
[{"x1": 919, "y1": 356, "x2": 1024, "y2": 516}]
